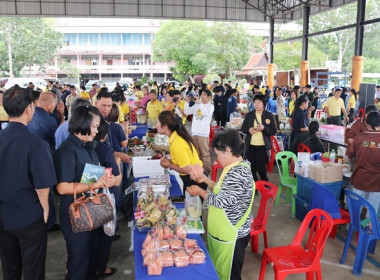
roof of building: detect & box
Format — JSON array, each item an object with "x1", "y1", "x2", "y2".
[{"x1": 237, "y1": 52, "x2": 268, "y2": 76}]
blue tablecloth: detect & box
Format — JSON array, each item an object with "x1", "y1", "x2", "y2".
[
  {"x1": 134, "y1": 230, "x2": 219, "y2": 280},
  {"x1": 130, "y1": 124, "x2": 149, "y2": 139},
  {"x1": 133, "y1": 175, "x2": 218, "y2": 279}
]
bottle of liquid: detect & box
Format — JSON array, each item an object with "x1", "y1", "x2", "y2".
[{"x1": 330, "y1": 149, "x2": 336, "y2": 163}]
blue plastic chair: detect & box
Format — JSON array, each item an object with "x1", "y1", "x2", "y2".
[
  {"x1": 310, "y1": 152, "x2": 322, "y2": 161},
  {"x1": 310, "y1": 182, "x2": 350, "y2": 239},
  {"x1": 340, "y1": 190, "x2": 380, "y2": 276}
]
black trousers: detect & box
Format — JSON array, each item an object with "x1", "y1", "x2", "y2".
[
  {"x1": 247, "y1": 145, "x2": 268, "y2": 182},
  {"x1": 327, "y1": 115, "x2": 341, "y2": 125},
  {"x1": 0, "y1": 216, "x2": 47, "y2": 280},
  {"x1": 214, "y1": 111, "x2": 223, "y2": 126},
  {"x1": 96, "y1": 232, "x2": 112, "y2": 274},
  {"x1": 348, "y1": 108, "x2": 355, "y2": 123},
  {"x1": 60, "y1": 196, "x2": 101, "y2": 280},
  {"x1": 231, "y1": 235, "x2": 250, "y2": 280}
]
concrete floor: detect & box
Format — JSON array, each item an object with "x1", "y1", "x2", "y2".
[{"x1": 1, "y1": 163, "x2": 379, "y2": 279}]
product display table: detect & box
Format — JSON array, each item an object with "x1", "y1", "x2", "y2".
[{"x1": 133, "y1": 175, "x2": 219, "y2": 280}]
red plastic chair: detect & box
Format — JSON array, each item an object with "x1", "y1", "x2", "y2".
[
  {"x1": 267, "y1": 136, "x2": 281, "y2": 173},
  {"x1": 355, "y1": 108, "x2": 365, "y2": 120},
  {"x1": 250, "y1": 181, "x2": 278, "y2": 253},
  {"x1": 297, "y1": 143, "x2": 311, "y2": 153},
  {"x1": 210, "y1": 160, "x2": 223, "y2": 182},
  {"x1": 259, "y1": 209, "x2": 334, "y2": 280},
  {"x1": 209, "y1": 125, "x2": 215, "y2": 146}
]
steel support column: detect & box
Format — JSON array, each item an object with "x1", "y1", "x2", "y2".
[
  {"x1": 300, "y1": 5, "x2": 310, "y2": 87},
  {"x1": 302, "y1": 5, "x2": 310, "y2": 61},
  {"x1": 354, "y1": 0, "x2": 366, "y2": 56},
  {"x1": 267, "y1": 18, "x2": 275, "y2": 90},
  {"x1": 352, "y1": 0, "x2": 366, "y2": 91},
  {"x1": 269, "y1": 18, "x2": 274, "y2": 63}
]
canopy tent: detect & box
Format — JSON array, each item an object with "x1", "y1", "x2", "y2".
[{"x1": 0, "y1": 0, "x2": 356, "y2": 24}]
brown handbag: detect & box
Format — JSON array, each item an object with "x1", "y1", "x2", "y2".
[{"x1": 68, "y1": 183, "x2": 114, "y2": 233}]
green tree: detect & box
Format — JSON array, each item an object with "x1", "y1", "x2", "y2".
[
  {"x1": 153, "y1": 21, "x2": 218, "y2": 82},
  {"x1": 304, "y1": 0, "x2": 380, "y2": 71},
  {"x1": 211, "y1": 22, "x2": 255, "y2": 77},
  {"x1": 0, "y1": 17, "x2": 63, "y2": 77},
  {"x1": 58, "y1": 60, "x2": 81, "y2": 79},
  {"x1": 274, "y1": 42, "x2": 327, "y2": 70}
]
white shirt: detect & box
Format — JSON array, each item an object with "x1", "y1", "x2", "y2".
[
  {"x1": 375, "y1": 89, "x2": 380, "y2": 99},
  {"x1": 184, "y1": 102, "x2": 214, "y2": 137},
  {"x1": 276, "y1": 95, "x2": 286, "y2": 117}
]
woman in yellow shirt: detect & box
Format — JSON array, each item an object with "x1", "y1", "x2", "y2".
[
  {"x1": 0, "y1": 91, "x2": 9, "y2": 121},
  {"x1": 288, "y1": 90, "x2": 297, "y2": 116},
  {"x1": 347, "y1": 89, "x2": 357, "y2": 123},
  {"x1": 157, "y1": 111, "x2": 206, "y2": 196}
]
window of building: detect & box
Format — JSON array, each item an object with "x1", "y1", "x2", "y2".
[
  {"x1": 144, "y1": 33, "x2": 151, "y2": 46},
  {"x1": 124, "y1": 55, "x2": 143, "y2": 65},
  {"x1": 100, "y1": 33, "x2": 122, "y2": 47},
  {"x1": 122, "y1": 33, "x2": 146, "y2": 47},
  {"x1": 63, "y1": 34, "x2": 77, "y2": 46},
  {"x1": 81, "y1": 55, "x2": 99, "y2": 66},
  {"x1": 78, "y1": 33, "x2": 99, "y2": 46},
  {"x1": 61, "y1": 55, "x2": 77, "y2": 62}
]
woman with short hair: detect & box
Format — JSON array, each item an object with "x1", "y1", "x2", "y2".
[
  {"x1": 241, "y1": 94, "x2": 276, "y2": 182},
  {"x1": 53, "y1": 105, "x2": 116, "y2": 280},
  {"x1": 187, "y1": 129, "x2": 254, "y2": 280}
]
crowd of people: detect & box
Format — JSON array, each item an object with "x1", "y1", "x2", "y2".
[{"x1": 0, "y1": 78, "x2": 380, "y2": 280}]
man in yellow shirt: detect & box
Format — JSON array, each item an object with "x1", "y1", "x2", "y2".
[
  {"x1": 79, "y1": 86, "x2": 90, "y2": 100},
  {"x1": 323, "y1": 88, "x2": 348, "y2": 125},
  {"x1": 146, "y1": 90, "x2": 163, "y2": 122},
  {"x1": 0, "y1": 91, "x2": 9, "y2": 121}
]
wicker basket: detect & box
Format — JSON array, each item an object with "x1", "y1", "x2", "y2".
[{"x1": 151, "y1": 143, "x2": 170, "y2": 152}]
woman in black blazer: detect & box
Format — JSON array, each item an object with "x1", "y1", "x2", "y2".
[{"x1": 241, "y1": 94, "x2": 276, "y2": 181}]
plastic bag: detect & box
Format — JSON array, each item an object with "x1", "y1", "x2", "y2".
[
  {"x1": 103, "y1": 188, "x2": 117, "y2": 236},
  {"x1": 185, "y1": 191, "x2": 202, "y2": 219}
]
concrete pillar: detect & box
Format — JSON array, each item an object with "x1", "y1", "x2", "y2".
[
  {"x1": 267, "y1": 63, "x2": 275, "y2": 90},
  {"x1": 351, "y1": 56, "x2": 364, "y2": 91},
  {"x1": 300, "y1": 60, "x2": 309, "y2": 87}
]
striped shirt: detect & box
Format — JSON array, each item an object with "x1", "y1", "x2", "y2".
[{"x1": 207, "y1": 160, "x2": 254, "y2": 238}]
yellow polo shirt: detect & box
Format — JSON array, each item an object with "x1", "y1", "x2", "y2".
[
  {"x1": 347, "y1": 95, "x2": 356, "y2": 110},
  {"x1": 135, "y1": 90, "x2": 143, "y2": 100},
  {"x1": 169, "y1": 131, "x2": 202, "y2": 175},
  {"x1": 79, "y1": 91, "x2": 90, "y2": 100},
  {"x1": 324, "y1": 96, "x2": 345, "y2": 116},
  {"x1": 0, "y1": 106, "x2": 9, "y2": 121},
  {"x1": 289, "y1": 99, "x2": 295, "y2": 116},
  {"x1": 118, "y1": 104, "x2": 125, "y2": 123},
  {"x1": 121, "y1": 102, "x2": 130, "y2": 115},
  {"x1": 147, "y1": 99, "x2": 163, "y2": 120},
  {"x1": 178, "y1": 100, "x2": 186, "y2": 124},
  {"x1": 250, "y1": 111, "x2": 265, "y2": 146}
]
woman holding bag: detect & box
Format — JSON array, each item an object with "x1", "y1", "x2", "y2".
[
  {"x1": 187, "y1": 129, "x2": 255, "y2": 280},
  {"x1": 53, "y1": 105, "x2": 116, "y2": 280}
]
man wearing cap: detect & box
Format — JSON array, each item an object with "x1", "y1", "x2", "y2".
[{"x1": 323, "y1": 88, "x2": 348, "y2": 125}]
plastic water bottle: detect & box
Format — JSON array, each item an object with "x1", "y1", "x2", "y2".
[{"x1": 330, "y1": 149, "x2": 336, "y2": 163}]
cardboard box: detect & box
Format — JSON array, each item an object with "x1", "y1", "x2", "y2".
[
  {"x1": 132, "y1": 156, "x2": 165, "y2": 177},
  {"x1": 309, "y1": 162, "x2": 343, "y2": 183}
]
